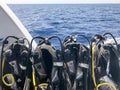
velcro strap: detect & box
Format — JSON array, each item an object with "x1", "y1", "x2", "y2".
[
  {"x1": 79, "y1": 63, "x2": 89, "y2": 69},
  {"x1": 53, "y1": 62, "x2": 63, "y2": 67}
]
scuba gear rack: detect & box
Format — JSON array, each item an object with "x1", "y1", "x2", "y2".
[{"x1": 0, "y1": 32, "x2": 120, "y2": 90}]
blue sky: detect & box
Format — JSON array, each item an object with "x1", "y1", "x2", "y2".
[{"x1": 3, "y1": 0, "x2": 120, "y2": 4}]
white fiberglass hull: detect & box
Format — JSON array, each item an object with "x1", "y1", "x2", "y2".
[{"x1": 0, "y1": 1, "x2": 36, "y2": 47}]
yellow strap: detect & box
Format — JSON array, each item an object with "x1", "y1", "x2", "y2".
[{"x1": 2, "y1": 74, "x2": 15, "y2": 86}]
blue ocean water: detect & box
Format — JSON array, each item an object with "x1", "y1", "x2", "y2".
[{"x1": 9, "y1": 4, "x2": 120, "y2": 46}]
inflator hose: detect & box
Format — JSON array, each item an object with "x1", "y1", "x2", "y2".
[{"x1": 92, "y1": 44, "x2": 117, "y2": 90}]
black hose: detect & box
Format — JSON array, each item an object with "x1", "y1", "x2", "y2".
[
  {"x1": 91, "y1": 34, "x2": 105, "y2": 45},
  {"x1": 103, "y1": 32, "x2": 118, "y2": 45},
  {"x1": 48, "y1": 36, "x2": 64, "y2": 64},
  {"x1": 30, "y1": 36, "x2": 45, "y2": 50},
  {"x1": 77, "y1": 34, "x2": 90, "y2": 46},
  {"x1": 63, "y1": 36, "x2": 71, "y2": 44},
  {"x1": 22, "y1": 38, "x2": 30, "y2": 48},
  {"x1": 48, "y1": 35, "x2": 63, "y2": 51},
  {"x1": 47, "y1": 35, "x2": 64, "y2": 67},
  {"x1": 47, "y1": 35, "x2": 66, "y2": 90}
]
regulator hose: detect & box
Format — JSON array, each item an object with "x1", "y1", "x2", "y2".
[{"x1": 92, "y1": 44, "x2": 117, "y2": 90}]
